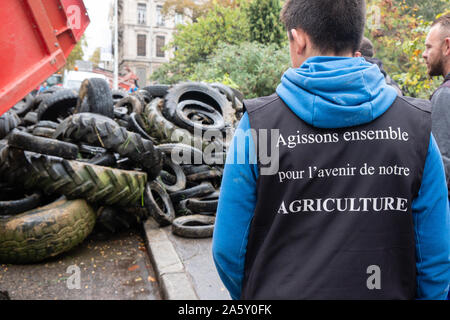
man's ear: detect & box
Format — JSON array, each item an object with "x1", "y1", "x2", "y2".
[
  {"x1": 444, "y1": 37, "x2": 450, "y2": 56},
  {"x1": 290, "y1": 28, "x2": 307, "y2": 56},
  {"x1": 354, "y1": 51, "x2": 362, "y2": 58}
]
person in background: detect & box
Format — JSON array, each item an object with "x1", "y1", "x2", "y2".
[
  {"x1": 212, "y1": 0, "x2": 450, "y2": 300},
  {"x1": 38, "y1": 82, "x2": 49, "y2": 93},
  {"x1": 356, "y1": 37, "x2": 403, "y2": 96},
  {"x1": 129, "y1": 83, "x2": 138, "y2": 93},
  {"x1": 422, "y1": 13, "x2": 450, "y2": 300}
]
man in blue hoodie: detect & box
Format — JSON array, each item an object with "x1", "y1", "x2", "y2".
[{"x1": 212, "y1": 0, "x2": 450, "y2": 300}]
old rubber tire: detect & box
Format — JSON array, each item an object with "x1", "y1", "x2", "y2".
[
  {"x1": 145, "y1": 99, "x2": 222, "y2": 152},
  {"x1": 0, "y1": 111, "x2": 21, "y2": 139},
  {"x1": 115, "y1": 95, "x2": 144, "y2": 115},
  {"x1": 144, "y1": 181, "x2": 175, "y2": 227},
  {"x1": 163, "y1": 82, "x2": 229, "y2": 120},
  {"x1": 173, "y1": 100, "x2": 225, "y2": 133},
  {"x1": 169, "y1": 182, "x2": 215, "y2": 204},
  {"x1": 156, "y1": 156, "x2": 186, "y2": 193},
  {"x1": 75, "y1": 78, "x2": 114, "y2": 118},
  {"x1": 183, "y1": 198, "x2": 218, "y2": 214},
  {"x1": 11, "y1": 94, "x2": 34, "y2": 117},
  {"x1": 0, "y1": 197, "x2": 96, "y2": 264},
  {"x1": 37, "y1": 89, "x2": 78, "y2": 122},
  {"x1": 171, "y1": 215, "x2": 215, "y2": 239},
  {"x1": 0, "y1": 191, "x2": 42, "y2": 216},
  {"x1": 32, "y1": 127, "x2": 56, "y2": 138},
  {"x1": 8, "y1": 129, "x2": 79, "y2": 160}
]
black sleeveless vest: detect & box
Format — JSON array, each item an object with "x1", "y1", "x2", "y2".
[{"x1": 241, "y1": 94, "x2": 431, "y2": 300}]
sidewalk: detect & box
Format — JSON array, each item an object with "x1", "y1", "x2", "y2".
[{"x1": 143, "y1": 219, "x2": 230, "y2": 300}]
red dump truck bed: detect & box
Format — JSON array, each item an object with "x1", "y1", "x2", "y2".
[{"x1": 0, "y1": 0, "x2": 90, "y2": 116}]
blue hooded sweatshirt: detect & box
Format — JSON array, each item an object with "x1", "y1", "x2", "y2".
[{"x1": 212, "y1": 56, "x2": 450, "y2": 300}]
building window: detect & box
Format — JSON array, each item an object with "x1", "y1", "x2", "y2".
[
  {"x1": 137, "y1": 3, "x2": 146, "y2": 25},
  {"x1": 156, "y1": 36, "x2": 165, "y2": 58},
  {"x1": 175, "y1": 12, "x2": 184, "y2": 25},
  {"x1": 137, "y1": 34, "x2": 146, "y2": 56},
  {"x1": 156, "y1": 5, "x2": 165, "y2": 26}
]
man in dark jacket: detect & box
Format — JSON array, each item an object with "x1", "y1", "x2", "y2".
[
  {"x1": 423, "y1": 13, "x2": 450, "y2": 300},
  {"x1": 357, "y1": 37, "x2": 404, "y2": 96},
  {"x1": 213, "y1": 0, "x2": 450, "y2": 300},
  {"x1": 423, "y1": 13, "x2": 450, "y2": 193}
]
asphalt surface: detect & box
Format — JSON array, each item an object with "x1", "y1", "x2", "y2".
[{"x1": 0, "y1": 228, "x2": 161, "y2": 300}]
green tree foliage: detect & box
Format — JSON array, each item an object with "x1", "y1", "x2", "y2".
[
  {"x1": 245, "y1": 0, "x2": 286, "y2": 46},
  {"x1": 190, "y1": 42, "x2": 290, "y2": 98},
  {"x1": 89, "y1": 47, "x2": 101, "y2": 68},
  {"x1": 151, "y1": 3, "x2": 250, "y2": 83},
  {"x1": 63, "y1": 35, "x2": 87, "y2": 72},
  {"x1": 365, "y1": 0, "x2": 448, "y2": 98},
  {"x1": 162, "y1": 0, "x2": 241, "y2": 22}
]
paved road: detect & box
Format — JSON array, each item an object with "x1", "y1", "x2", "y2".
[{"x1": 0, "y1": 228, "x2": 161, "y2": 300}]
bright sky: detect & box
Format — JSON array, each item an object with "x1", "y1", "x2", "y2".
[{"x1": 83, "y1": 0, "x2": 114, "y2": 60}]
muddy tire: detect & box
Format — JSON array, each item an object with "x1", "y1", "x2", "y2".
[
  {"x1": 75, "y1": 78, "x2": 114, "y2": 118},
  {"x1": 171, "y1": 215, "x2": 215, "y2": 239},
  {"x1": 144, "y1": 181, "x2": 175, "y2": 227},
  {"x1": 8, "y1": 129, "x2": 79, "y2": 160},
  {"x1": 0, "y1": 111, "x2": 21, "y2": 139},
  {"x1": 54, "y1": 113, "x2": 162, "y2": 180},
  {"x1": 2, "y1": 148, "x2": 147, "y2": 207},
  {"x1": 0, "y1": 197, "x2": 96, "y2": 264},
  {"x1": 37, "y1": 89, "x2": 78, "y2": 122}
]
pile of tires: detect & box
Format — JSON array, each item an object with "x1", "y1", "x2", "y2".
[{"x1": 0, "y1": 79, "x2": 244, "y2": 263}]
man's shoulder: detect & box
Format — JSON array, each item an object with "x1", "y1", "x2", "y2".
[
  {"x1": 243, "y1": 93, "x2": 281, "y2": 114},
  {"x1": 431, "y1": 85, "x2": 450, "y2": 104},
  {"x1": 397, "y1": 96, "x2": 432, "y2": 114}
]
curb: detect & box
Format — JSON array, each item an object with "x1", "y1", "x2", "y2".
[{"x1": 143, "y1": 219, "x2": 199, "y2": 300}]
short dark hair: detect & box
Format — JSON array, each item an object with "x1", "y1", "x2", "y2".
[
  {"x1": 359, "y1": 37, "x2": 374, "y2": 57},
  {"x1": 432, "y1": 13, "x2": 450, "y2": 39},
  {"x1": 280, "y1": 0, "x2": 366, "y2": 54}
]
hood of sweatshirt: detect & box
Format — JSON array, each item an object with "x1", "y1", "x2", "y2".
[{"x1": 276, "y1": 56, "x2": 398, "y2": 129}]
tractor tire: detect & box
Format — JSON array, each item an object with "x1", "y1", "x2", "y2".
[
  {"x1": 8, "y1": 129, "x2": 79, "y2": 160},
  {"x1": 54, "y1": 113, "x2": 162, "y2": 180},
  {"x1": 0, "y1": 197, "x2": 96, "y2": 264},
  {"x1": 0, "y1": 111, "x2": 21, "y2": 139},
  {"x1": 2, "y1": 148, "x2": 147, "y2": 207}
]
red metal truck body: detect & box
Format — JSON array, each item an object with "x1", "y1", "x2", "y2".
[{"x1": 0, "y1": 0, "x2": 90, "y2": 116}]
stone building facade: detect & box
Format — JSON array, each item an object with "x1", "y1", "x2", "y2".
[{"x1": 113, "y1": 0, "x2": 185, "y2": 87}]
